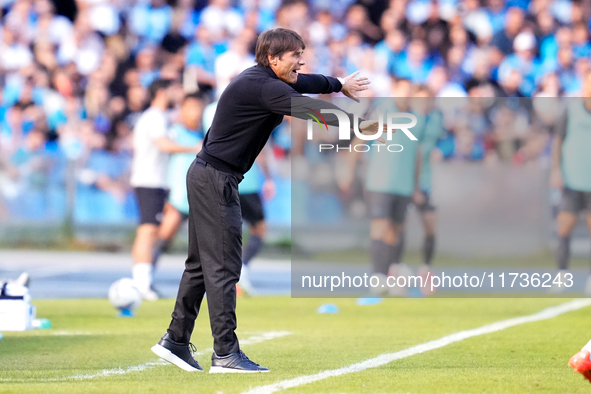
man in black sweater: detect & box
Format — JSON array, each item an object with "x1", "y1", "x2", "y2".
[{"x1": 151, "y1": 28, "x2": 374, "y2": 373}]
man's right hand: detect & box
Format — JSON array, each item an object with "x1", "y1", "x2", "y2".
[{"x1": 340, "y1": 71, "x2": 370, "y2": 103}]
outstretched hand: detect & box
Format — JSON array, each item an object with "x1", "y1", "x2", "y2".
[
  {"x1": 359, "y1": 120, "x2": 392, "y2": 143},
  {"x1": 341, "y1": 71, "x2": 370, "y2": 103}
]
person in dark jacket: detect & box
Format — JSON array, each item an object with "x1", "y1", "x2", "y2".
[{"x1": 151, "y1": 28, "x2": 378, "y2": 373}]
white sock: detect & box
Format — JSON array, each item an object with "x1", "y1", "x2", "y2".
[
  {"x1": 240, "y1": 264, "x2": 250, "y2": 281},
  {"x1": 582, "y1": 339, "x2": 591, "y2": 353},
  {"x1": 238, "y1": 264, "x2": 255, "y2": 294},
  {"x1": 132, "y1": 262, "x2": 152, "y2": 294}
]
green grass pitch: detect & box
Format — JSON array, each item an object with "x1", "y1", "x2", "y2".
[{"x1": 1, "y1": 297, "x2": 590, "y2": 393}]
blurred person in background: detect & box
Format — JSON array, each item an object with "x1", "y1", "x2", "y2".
[
  {"x1": 511, "y1": 94, "x2": 552, "y2": 165},
  {"x1": 392, "y1": 85, "x2": 445, "y2": 295},
  {"x1": 571, "y1": 22, "x2": 591, "y2": 60},
  {"x1": 160, "y1": 13, "x2": 190, "y2": 78},
  {"x1": 274, "y1": 0, "x2": 309, "y2": 33},
  {"x1": 464, "y1": 53, "x2": 503, "y2": 96},
  {"x1": 491, "y1": 7, "x2": 524, "y2": 58},
  {"x1": 185, "y1": 24, "x2": 221, "y2": 95},
  {"x1": 539, "y1": 23, "x2": 568, "y2": 67},
  {"x1": 392, "y1": 39, "x2": 433, "y2": 84},
  {"x1": 174, "y1": 0, "x2": 202, "y2": 40},
  {"x1": 461, "y1": 0, "x2": 492, "y2": 39},
  {"x1": 498, "y1": 31, "x2": 543, "y2": 96},
  {"x1": 151, "y1": 27, "x2": 372, "y2": 373},
  {"x1": 344, "y1": 3, "x2": 382, "y2": 45},
  {"x1": 488, "y1": 93, "x2": 531, "y2": 162},
  {"x1": 83, "y1": 0, "x2": 120, "y2": 37},
  {"x1": 200, "y1": 0, "x2": 244, "y2": 41},
  {"x1": 554, "y1": 45, "x2": 579, "y2": 94},
  {"x1": 214, "y1": 30, "x2": 256, "y2": 97},
  {"x1": 130, "y1": 79, "x2": 200, "y2": 301},
  {"x1": 129, "y1": 0, "x2": 173, "y2": 46},
  {"x1": 135, "y1": 45, "x2": 160, "y2": 88},
  {"x1": 427, "y1": 66, "x2": 468, "y2": 97},
  {"x1": 447, "y1": 45, "x2": 470, "y2": 85},
  {"x1": 3, "y1": 0, "x2": 35, "y2": 43},
  {"x1": 486, "y1": 0, "x2": 509, "y2": 34},
  {"x1": 0, "y1": 25, "x2": 33, "y2": 74},
  {"x1": 420, "y1": 1, "x2": 450, "y2": 58},
  {"x1": 2, "y1": 128, "x2": 56, "y2": 220},
  {"x1": 375, "y1": 29, "x2": 407, "y2": 77},
  {"x1": 355, "y1": 47, "x2": 391, "y2": 96},
  {"x1": 32, "y1": 0, "x2": 74, "y2": 47},
  {"x1": 124, "y1": 84, "x2": 148, "y2": 130},
  {"x1": 535, "y1": 71, "x2": 562, "y2": 96},
  {"x1": 437, "y1": 92, "x2": 489, "y2": 161},
  {"x1": 499, "y1": 67, "x2": 525, "y2": 97},
  {"x1": 308, "y1": 8, "x2": 347, "y2": 48},
  {"x1": 75, "y1": 127, "x2": 135, "y2": 223},
  {"x1": 56, "y1": 6, "x2": 104, "y2": 76},
  {"x1": 33, "y1": 39, "x2": 59, "y2": 73},
  {"x1": 549, "y1": 71, "x2": 591, "y2": 295},
  {"x1": 447, "y1": 25, "x2": 475, "y2": 75},
  {"x1": 338, "y1": 79, "x2": 423, "y2": 297}
]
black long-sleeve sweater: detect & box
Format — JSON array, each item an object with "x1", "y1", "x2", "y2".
[{"x1": 198, "y1": 64, "x2": 350, "y2": 178}]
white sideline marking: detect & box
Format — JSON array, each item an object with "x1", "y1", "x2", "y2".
[
  {"x1": 242, "y1": 299, "x2": 591, "y2": 394},
  {"x1": 239, "y1": 331, "x2": 292, "y2": 346},
  {"x1": 0, "y1": 331, "x2": 291, "y2": 382},
  {"x1": 50, "y1": 331, "x2": 92, "y2": 336}
]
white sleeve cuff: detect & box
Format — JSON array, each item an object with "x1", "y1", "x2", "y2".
[{"x1": 337, "y1": 77, "x2": 345, "y2": 92}]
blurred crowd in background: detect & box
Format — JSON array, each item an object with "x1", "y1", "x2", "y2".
[{"x1": 0, "y1": 0, "x2": 589, "y2": 224}]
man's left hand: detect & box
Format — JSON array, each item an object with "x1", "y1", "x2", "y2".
[
  {"x1": 341, "y1": 71, "x2": 370, "y2": 103},
  {"x1": 359, "y1": 120, "x2": 392, "y2": 143}
]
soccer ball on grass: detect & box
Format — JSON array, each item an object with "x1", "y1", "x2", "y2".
[{"x1": 108, "y1": 278, "x2": 142, "y2": 317}]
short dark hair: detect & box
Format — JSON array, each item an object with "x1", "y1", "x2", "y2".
[
  {"x1": 148, "y1": 79, "x2": 173, "y2": 102},
  {"x1": 255, "y1": 28, "x2": 306, "y2": 67},
  {"x1": 183, "y1": 91, "x2": 206, "y2": 103}
]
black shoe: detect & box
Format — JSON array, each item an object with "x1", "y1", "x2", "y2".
[
  {"x1": 210, "y1": 350, "x2": 270, "y2": 373},
  {"x1": 151, "y1": 333, "x2": 204, "y2": 372}
]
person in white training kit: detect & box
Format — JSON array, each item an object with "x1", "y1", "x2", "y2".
[{"x1": 130, "y1": 79, "x2": 200, "y2": 301}]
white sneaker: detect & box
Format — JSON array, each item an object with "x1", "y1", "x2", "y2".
[
  {"x1": 549, "y1": 270, "x2": 568, "y2": 294},
  {"x1": 387, "y1": 263, "x2": 413, "y2": 297},
  {"x1": 369, "y1": 273, "x2": 388, "y2": 296},
  {"x1": 238, "y1": 264, "x2": 256, "y2": 296},
  {"x1": 140, "y1": 288, "x2": 159, "y2": 301}
]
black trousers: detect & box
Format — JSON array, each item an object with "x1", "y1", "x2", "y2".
[{"x1": 167, "y1": 157, "x2": 242, "y2": 355}]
